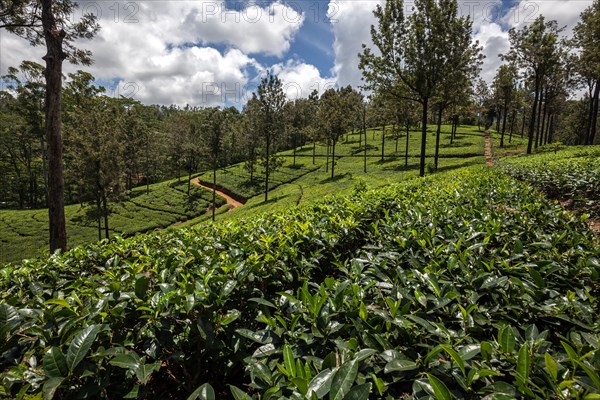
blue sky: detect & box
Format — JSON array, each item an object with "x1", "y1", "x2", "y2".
[{"x1": 0, "y1": 0, "x2": 592, "y2": 107}]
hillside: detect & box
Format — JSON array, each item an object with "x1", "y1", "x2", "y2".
[
  {"x1": 1, "y1": 124, "x2": 486, "y2": 264},
  {"x1": 1, "y1": 138, "x2": 599, "y2": 399}
]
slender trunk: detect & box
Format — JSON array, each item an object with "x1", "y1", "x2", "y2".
[
  {"x1": 325, "y1": 140, "x2": 330, "y2": 173},
  {"x1": 548, "y1": 114, "x2": 555, "y2": 144},
  {"x1": 500, "y1": 99, "x2": 508, "y2": 148},
  {"x1": 535, "y1": 88, "x2": 544, "y2": 149},
  {"x1": 363, "y1": 106, "x2": 367, "y2": 173},
  {"x1": 527, "y1": 77, "x2": 540, "y2": 154},
  {"x1": 102, "y1": 194, "x2": 109, "y2": 240},
  {"x1": 146, "y1": 135, "x2": 150, "y2": 194},
  {"x1": 359, "y1": 128, "x2": 362, "y2": 148},
  {"x1": 96, "y1": 191, "x2": 101, "y2": 241},
  {"x1": 265, "y1": 131, "x2": 270, "y2": 202},
  {"x1": 520, "y1": 109, "x2": 526, "y2": 139},
  {"x1": 40, "y1": 138, "x2": 48, "y2": 207},
  {"x1": 187, "y1": 153, "x2": 192, "y2": 196},
  {"x1": 405, "y1": 123, "x2": 410, "y2": 168},
  {"x1": 589, "y1": 80, "x2": 600, "y2": 145},
  {"x1": 331, "y1": 139, "x2": 336, "y2": 179},
  {"x1": 42, "y1": 0, "x2": 67, "y2": 252},
  {"x1": 381, "y1": 125, "x2": 385, "y2": 162},
  {"x1": 539, "y1": 88, "x2": 548, "y2": 147},
  {"x1": 420, "y1": 97, "x2": 429, "y2": 177},
  {"x1": 434, "y1": 106, "x2": 443, "y2": 170},
  {"x1": 509, "y1": 109, "x2": 516, "y2": 144},
  {"x1": 293, "y1": 143, "x2": 296, "y2": 166},
  {"x1": 544, "y1": 112, "x2": 551, "y2": 145},
  {"x1": 495, "y1": 107, "x2": 501, "y2": 133},
  {"x1": 312, "y1": 141, "x2": 316, "y2": 165},
  {"x1": 212, "y1": 161, "x2": 216, "y2": 221}
]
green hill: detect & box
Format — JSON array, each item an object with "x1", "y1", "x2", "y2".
[{"x1": 1, "y1": 124, "x2": 488, "y2": 264}]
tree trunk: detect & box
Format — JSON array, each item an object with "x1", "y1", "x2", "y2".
[
  {"x1": 539, "y1": 88, "x2": 548, "y2": 147},
  {"x1": 312, "y1": 141, "x2": 316, "y2": 165},
  {"x1": 548, "y1": 114, "x2": 555, "y2": 144},
  {"x1": 325, "y1": 140, "x2": 330, "y2": 173},
  {"x1": 265, "y1": 131, "x2": 270, "y2": 202},
  {"x1": 363, "y1": 107, "x2": 367, "y2": 173},
  {"x1": 96, "y1": 192, "x2": 102, "y2": 241},
  {"x1": 102, "y1": 193, "x2": 109, "y2": 240},
  {"x1": 331, "y1": 139, "x2": 336, "y2": 179},
  {"x1": 527, "y1": 77, "x2": 541, "y2": 155},
  {"x1": 42, "y1": 0, "x2": 67, "y2": 252},
  {"x1": 381, "y1": 125, "x2": 385, "y2": 162},
  {"x1": 589, "y1": 80, "x2": 600, "y2": 145},
  {"x1": 500, "y1": 99, "x2": 508, "y2": 148},
  {"x1": 520, "y1": 110, "x2": 526, "y2": 139},
  {"x1": 434, "y1": 106, "x2": 443, "y2": 171},
  {"x1": 509, "y1": 109, "x2": 516, "y2": 144},
  {"x1": 405, "y1": 123, "x2": 410, "y2": 168},
  {"x1": 187, "y1": 153, "x2": 193, "y2": 196},
  {"x1": 420, "y1": 97, "x2": 429, "y2": 177},
  {"x1": 534, "y1": 88, "x2": 544, "y2": 149},
  {"x1": 212, "y1": 161, "x2": 216, "y2": 221}
]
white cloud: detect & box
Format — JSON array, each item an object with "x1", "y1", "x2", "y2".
[
  {"x1": 271, "y1": 59, "x2": 336, "y2": 100},
  {"x1": 1, "y1": 0, "x2": 306, "y2": 106},
  {"x1": 329, "y1": 1, "x2": 383, "y2": 90}
]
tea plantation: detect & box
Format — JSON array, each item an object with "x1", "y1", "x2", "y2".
[{"x1": 1, "y1": 143, "x2": 599, "y2": 398}]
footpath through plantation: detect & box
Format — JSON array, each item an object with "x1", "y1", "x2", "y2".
[{"x1": 1, "y1": 140, "x2": 600, "y2": 399}]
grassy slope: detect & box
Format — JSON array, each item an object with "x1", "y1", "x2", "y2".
[
  {"x1": 0, "y1": 177, "x2": 225, "y2": 264},
  {"x1": 1, "y1": 124, "x2": 485, "y2": 264},
  {"x1": 204, "y1": 124, "x2": 486, "y2": 221}
]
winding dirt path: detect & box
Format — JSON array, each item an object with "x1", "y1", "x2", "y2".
[
  {"x1": 191, "y1": 178, "x2": 244, "y2": 209},
  {"x1": 484, "y1": 130, "x2": 494, "y2": 166}
]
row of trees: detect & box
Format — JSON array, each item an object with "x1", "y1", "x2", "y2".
[
  {"x1": 476, "y1": 3, "x2": 599, "y2": 151},
  {"x1": 1, "y1": 65, "x2": 378, "y2": 214}
]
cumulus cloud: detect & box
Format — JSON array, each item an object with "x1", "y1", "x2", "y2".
[
  {"x1": 328, "y1": 0, "x2": 589, "y2": 89},
  {"x1": 329, "y1": 0, "x2": 383, "y2": 90},
  {"x1": 271, "y1": 59, "x2": 336, "y2": 100},
  {"x1": 1, "y1": 0, "x2": 306, "y2": 106}
]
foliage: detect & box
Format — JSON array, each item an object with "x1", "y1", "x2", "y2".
[
  {"x1": 1, "y1": 166, "x2": 598, "y2": 399},
  {"x1": 499, "y1": 145, "x2": 600, "y2": 217}
]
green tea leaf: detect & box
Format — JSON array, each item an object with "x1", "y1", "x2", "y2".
[
  {"x1": 43, "y1": 347, "x2": 68, "y2": 378},
  {"x1": 229, "y1": 385, "x2": 250, "y2": 400},
  {"x1": 66, "y1": 325, "x2": 100, "y2": 373},
  {"x1": 135, "y1": 362, "x2": 160, "y2": 385},
  {"x1": 384, "y1": 359, "x2": 418, "y2": 373},
  {"x1": 187, "y1": 383, "x2": 215, "y2": 400},
  {"x1": 307, "y1": 368, "x2": 334, "y2": 398},
  {"x1": 329, "y1": 359, "x2": 358, "y2": 400},
  {"x1": 544, "y1": 352, "x2": 558, "y2": 382},
  {"x1": 221, "y1": 309, "x2": 241, "y2": 326},
  {"x1": 109, "y1": 353, "x2": 141, "y2": 370},
  {"x1": 283, "y1": 344, "x2": 296, "y2": 378},
  {"x1": 0, "y1": 304, "x2": 21, "y2": 339},
  {"x1": 426, "y1": 373, "x2": 452, "y2": 400},
  {"x1": 498, "y1": 325, "x2": 516, "y2": 353},
  {"x1": 516, "y1": 343, "x2": 530, "y2": 388},
  {"x1": 480, "y1": 341, "x2": 493, "y2": 361},
  {"x1": 43, "y1": 377, "x2": 65, "y2": 400},
  {"x1": 342, "y1": 383, "x2": 371, "y2": 400}
]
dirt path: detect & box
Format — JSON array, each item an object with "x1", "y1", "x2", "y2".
[
  {"x1": 484, "y1": 130, "x2": 494, "y2": 166},
  {"x1": 191, "y1": 178, "x2": 244, "y2": 209}
]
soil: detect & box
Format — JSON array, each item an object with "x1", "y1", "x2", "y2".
[{"x1": 191, "y1": 178, "x2": 244, "y2": 209}]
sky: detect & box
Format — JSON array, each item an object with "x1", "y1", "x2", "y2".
[{"x1": 0, "y1": 0, "x2": 593, "y2": 108}]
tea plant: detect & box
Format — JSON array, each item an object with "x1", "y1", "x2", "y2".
[{"x1": 1, "y1": 167, "x2": 598, "y2": 399}]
